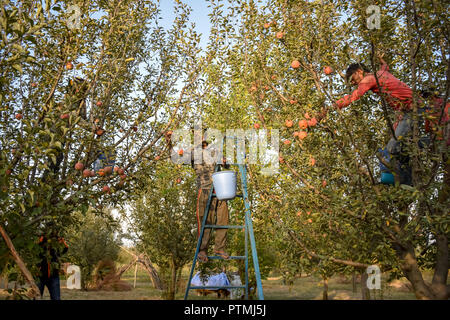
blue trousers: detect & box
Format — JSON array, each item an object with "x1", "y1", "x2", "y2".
[
  {"x1": 385, "y1": 110, "x2": 431, "y2": 186},
  {"x1": 37, "y1": 275, "x2": 61, "y2": 300}
]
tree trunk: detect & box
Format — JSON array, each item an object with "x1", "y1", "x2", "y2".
[
  {"x1": 0, "y1": 225, "x2": 40, "y2": 299},
  {"x1": 431, "y1": 156, "x2": 450, "y2": 299},
  {"x1": 138, "y1": 254, "x2": 164, "y2": 290},
  {"x1": 133, "y1": 263, "x2": 138, "y2": 288},
  {"x1": 393, "y1": 243, "x2": 436, "y2": 300},
  {"x1": 168, "y1": 262, "x2": 177, "y2": 300},
  {"x1": 119, "y1": 247, "x2": 164, "y2": 290},
  {"x1": 322, "y1": 276, "x2": 328, "y2": 300},
  {"x1": 430, "y1": 233, "x2": 449, "y2": 299},
  {"x1": 361, "y1": 272, "x2": 370, "y2": 300},
  {"x1": 352, "y1": 272, "x2": 357, "y2": 293},
  {"x1": 176, "y1": 266, "x2": 183, "y2": 292}
]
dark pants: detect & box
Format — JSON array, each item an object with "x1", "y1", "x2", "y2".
[
  {"x1": 196, "y1": 189, "x2": 229, "y2": 253},
  {"x1": 385, "y1": 110, "x2": 430, "y2": 186},
  {"x1": 37, "y1": 275, "x2": 61, "y2": 300}
]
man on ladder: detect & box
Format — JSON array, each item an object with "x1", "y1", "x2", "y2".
[
  {"x1": 166, "y1": 132, "x2": 230, "y2": 263},
  {"x1": 193, "y1": 139, "x2": 230, "y2": 263}
]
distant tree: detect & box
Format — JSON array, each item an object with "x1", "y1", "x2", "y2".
[
  {"x1": 124, "y1": 162, "x2": 197, "y2": 300},
  {"x1": 65, "y1": 208, "x2": 122, "y2": 290}
]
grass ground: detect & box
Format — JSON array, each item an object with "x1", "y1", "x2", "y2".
[{"x1": 0, "y1": 265, "x2": 422, "y2": 300}]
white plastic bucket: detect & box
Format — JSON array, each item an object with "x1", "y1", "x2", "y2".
[{"x1": 212, "y1": 171, "x2": 236, "y2": 200}]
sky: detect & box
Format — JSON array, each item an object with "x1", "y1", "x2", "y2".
[{"x1": 158, "y1": 0, "x2": 214, "y2": 49}]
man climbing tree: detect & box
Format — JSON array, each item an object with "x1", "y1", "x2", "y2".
[{"x1": 318, "y1": 53, "x2": 427, "y2": 185}]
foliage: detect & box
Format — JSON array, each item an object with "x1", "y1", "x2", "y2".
[
  {"x1": 200, "y1": 0, "x2": 449, "y2": 300},
  {"x1": 65, "y1": 208, "x2": 122, "y2": 290},
  {"x1": 124, "y1": 161, "x2": 198, "y2": 299},
  {"x1": 0, "y1": 0, "x2": 205, "y2": 294}
]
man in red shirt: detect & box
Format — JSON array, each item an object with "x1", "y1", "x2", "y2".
[
  {"x1": 335, "y1": 55, "x2": 413, "y2": 113},
  {"x1": 318, "y1": 54, "x2": 421, "y2": 185}
]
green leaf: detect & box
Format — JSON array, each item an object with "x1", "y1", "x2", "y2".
[
  {"x1": 12, "y1": 64, "x2": 23, "y2": 73},
  {"x1": 28, "y1": 189, "x2": 34, "y2": 203}
]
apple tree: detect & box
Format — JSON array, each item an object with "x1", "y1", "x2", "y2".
[
  {"x1": 0, "y1": 0, "x2": 206, "y2": 298},
  {"x1": 204, "y1": 0, "x2": 448, "y2": 300}
]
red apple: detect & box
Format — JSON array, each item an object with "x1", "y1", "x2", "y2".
[
  {"x1": 176, "y1": 178, "x2": 182, "y2": 184},
  {"x1": 285, "y1": 119, "x2": 293, "y2": 128},
  {"x1": 98, "y1": 169, "x2": 105, "y2": 176},
  {"x1": 263, "y1": 23, "x2": 270, "y2": 29},
  {"x1": 66, "y1": 62, "x2": 73, "y2": 70},
  {"x1": 289, "y1": 99, "x2": 297, "y2": 104},
  {"x1": 178, "y1": 149, "x2": 184, "y2": 156},
  {"x1": 254, "y1": 123, "x2": 261, "y2": 129},
  {"x1": 96, "y1": 101, "x2": 103, "y2": 107},
  {"x1": 15, "y1": 113, "x2": 23, "y2": 120},
  {"x1": 324, "y1": 66, "x2": 333, "y2": 75},
  {"x1": 298, "y1": 119, "x2": 308, "y2": 129},
  {"x1": 284, "y1": 139, "x2": 291, "y2": 145},
  {"x1": 307, "y1": 117, "x2": 317, "y2": 127},
  {"x1": 120, "y1": 174, "x2": 127, "y2": 180},
  {"x1": 31, "y1": 82, "x2": 37, "y2": 88},
  {"x1": 102, "y1": 186, "x2": 110, "y2": 193},
  {"x1": 155, "y1": 155, "x2": 161, "y2": 161},
  {"x1": 96, "y1": 128, "x2": 105, "y2": 136},
  {"x1": 291, "y1": 60, "x2": 300, "y2": 69},
  {"x1": 276, "y1": 31, "x2": 284, "y2": 39},
  {"x1": 75, "y1": 162, "x2": 84, "y2": 171},
  {"x1": 104, "y1": 166, "x2": 112, "y2": 174},
  {"x1": 117, "y1": 168, "x2": 125, "y2": 175},
  {"x1": 60, "y1": 113, "x2": 69, "y2": 120},
  {"x1": 298, "y1": 131, "x2": 307, "y2": 140},
  {"x1": 90, "y1": 170, "x2": 95, "y2": 177},
  {"x1": 83, "y1": 169, "x2": 91, "y2": 177}
]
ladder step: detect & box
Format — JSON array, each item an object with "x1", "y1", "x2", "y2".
[
  {"x1": 189, "y1": 285, "x2": 246, "y2": 290},
  {"x1": 207, "y1": 255, "x2": 245, "y2": 260},
  {"x1": 204, "y1": 225, "x2": 244, "y2": 229}
]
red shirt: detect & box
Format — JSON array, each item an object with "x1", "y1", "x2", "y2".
[{"x1": 335, "y1": 63, "x2": 413, "y2": 112}]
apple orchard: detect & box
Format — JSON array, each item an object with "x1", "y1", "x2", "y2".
[{"x1": 1, "y1": 0, "x2": 449, "y2": 300}]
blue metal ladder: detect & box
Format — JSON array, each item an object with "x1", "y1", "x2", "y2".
[{"x1": 184, "y1": 163, "x2": 264, "y2": 300}]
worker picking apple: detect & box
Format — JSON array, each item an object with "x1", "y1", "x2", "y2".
[
  {"x1": 166, "y1": 131, "x2": 231, "y2": 263},
  {"x1": 316, "y1": 52, "x2": 444, "y2": 186}
]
